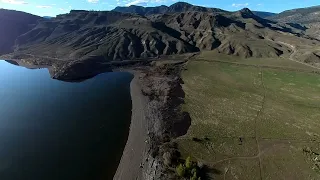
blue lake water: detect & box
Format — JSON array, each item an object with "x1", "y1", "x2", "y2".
[{"x1": 0, "y1": 60, "x2": 133, "y2": 180}]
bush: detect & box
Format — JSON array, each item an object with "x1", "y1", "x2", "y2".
[
  {"x1": 191, "y1": 167, "x2": 197, "y2": 176},
  {"x1": 185, "y1": 156, "x2": 192, "y2": 169},
  {"x1": 190, "y1": 170, "x2": 197, "y2": 180},
  {"x1": 176, "y1": 156, "x2": 203, "y2": 179},
  {"x1": 176, "y1": 163, "x2": 186, "y2": 177}
]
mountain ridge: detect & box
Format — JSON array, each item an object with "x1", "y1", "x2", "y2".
[
  {"x1": 112, "y1": 2, "x2": 227, "y2": 16},
  {"x1": 267, "y1": 5, "x2": 320, "y2": 26},
  {"x1": 0, "y1": 9, "x2": 42, "y2": 55},
  {"x1": 112, "y1": 2, "x2": 276, "y2": 18},
  {"x1": 4, "y1": 9, "x2": 293, "y2": 60},
  {"x1": 0, "y1": 3, "x2": 320, "y2": 76}
]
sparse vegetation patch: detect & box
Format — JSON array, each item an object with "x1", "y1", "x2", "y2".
[{"x1": 178, "y1": 55, "x2": 320, "y2": 179}]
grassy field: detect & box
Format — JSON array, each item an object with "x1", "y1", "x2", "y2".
[{"x1": 176, "y1": 52, "x2": 320, "y2": 179}]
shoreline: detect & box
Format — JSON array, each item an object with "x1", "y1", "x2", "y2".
[
  {"x1": 114, "y1": 61, "x2": 191, "y2": 180},
  {"x1": 0, "y1": 58, "x2": 190, "y2": 180},
  {"x1": 113, "y1": 73, "x2": 148, "y2": 180}
]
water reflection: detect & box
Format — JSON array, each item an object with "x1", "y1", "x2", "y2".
[{"x1": 0, "y1": 60, "x2": 133, "y2": 180}]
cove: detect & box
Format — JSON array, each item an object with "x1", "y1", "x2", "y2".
[{"x1": 0, "y1": 60, "x2": 133, "y2": 180}]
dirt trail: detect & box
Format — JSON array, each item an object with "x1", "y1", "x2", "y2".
[
  {"x1": 261, "y1": 39, "x2": 320, "y2": 70},
  {"x1": 196, "y1": 149, "x2": 267, "y2": 166},
  {"x1": 277, "y1": 42, "x2": 297, "y2": 60},
  {"x1": 254, "y1": 67, "x2": 266, "y2": 180},
  {"x1": 182, "y1": 49, "x2": 320, "y2": 179},
  {"x1": 276, "y1": 41, "x2": 320, "y2": 70},
  {"x1": 193, "y1": 68, "x2": 266, "y2": 180}
]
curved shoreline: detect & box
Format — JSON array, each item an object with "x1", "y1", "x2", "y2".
[
  {"x1": 114, "y1": 61, "x2": 190, "y2": 180},
  {"x1": 113, "y1": 73, "x2": 148, "y2": 180}
]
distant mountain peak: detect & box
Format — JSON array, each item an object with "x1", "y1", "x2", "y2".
[
  {"x1": 112, "y1": 2, "x2": 226, "y2": 16},
  {"x1": 267, "y1": 5, "x2": 320, "y2": 26},
  {"x1": 240, "y1": 8, "x2": 252, "y2": 13},
  {"x1": 169, "y1": 1, "x2": 193, "y2": 7},
  {"x1": 1, "y1": 7, "x2": 320, "y2": 68},
  {"x1": 237, "y1": 8, "x2": 255, "y2": 18}
]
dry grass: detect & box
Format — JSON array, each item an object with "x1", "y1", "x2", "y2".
[{"x1": 177, "y1": 53, "x2": 320, "y2": 179}]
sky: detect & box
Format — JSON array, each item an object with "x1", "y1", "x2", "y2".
[{"x1": 0, "y1": 0, "x2": 319, "y2": 17}]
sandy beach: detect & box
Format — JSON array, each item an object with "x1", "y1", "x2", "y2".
[{"x1": 113, "y1": 74, "x2": 148, "y2": 180}]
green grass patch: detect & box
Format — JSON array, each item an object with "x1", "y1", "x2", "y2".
[{"x1": 178, "y1": 55, "x2": 320, "y2": 179}]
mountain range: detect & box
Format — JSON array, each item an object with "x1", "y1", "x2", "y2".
[
  {"x1": 0, "y1": 2, "x2": 320, "y2": 78},
  {"x1": 267, "y1": 5, "x2": 320, "y2": 26},
  {"x1": 112, "y1": 2, "x2": 277, "y2": 18}
]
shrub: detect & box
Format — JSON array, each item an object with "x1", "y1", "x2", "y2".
[
  {"x1": 176, "y1": 163, "x2": 186, "y2": 177},
  {"x1": 191, "y1": 167, "x2": 197, "y2": 176},
  {"x1": 185, "y1": 156, "x2": 192, "y2": 169},
  {"x1": 190, "y1": 176, "x2": 197, "y2": 180},
  {"x1": 190, "y1": 169, "x2": 197, "y2": 180},
  {"x1": 176, "y1": 156, "x2": 204, "y2": 179}
]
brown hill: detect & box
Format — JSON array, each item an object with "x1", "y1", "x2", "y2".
[
  {"x1": 151, "y1": 9, "x2": 318, "y2": 58},
  {"x1": 302, "y1": 52, "x2": 320, "y2": 65},
  {"x1": 112, "y1": 2, "x2": 226, "y2": 16},
  {"x1": 266, "y1": 6, "x2": 320, "y2": 40},
  {"x1": 0, "y1": 9, "x2": 41, "y2": 54},
  {"x1": 113, "y1": 2, "x2": 275, "y2": 18},
  {"x1": 1, "y1": 6, "x2": 320, "y2": 73},
  {"x1": 13, "y1": 10, "x2": 198, "y2": 61},
  {"x1": 267, "y1": 5, "x2": 320, "y2": 26}
]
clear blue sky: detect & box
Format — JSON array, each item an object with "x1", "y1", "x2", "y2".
[{"x1": 0, "y1": 0, "x2": 319, "y2": 16}]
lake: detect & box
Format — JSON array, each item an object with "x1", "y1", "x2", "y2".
[{"x1": 0, "y1": 60, "x2": 133, "y2": 180}]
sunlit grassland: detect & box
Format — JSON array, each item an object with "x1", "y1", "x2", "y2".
[{"x1": 176, "y1": 54, "x2": 320, "y2": 179}]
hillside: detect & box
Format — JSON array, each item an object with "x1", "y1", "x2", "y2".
[
  {"x1": 112, "y1": 2, "x2": 226, "y2": 16},
  {"x1": 0, "y1": 3, "x2": 319, "y2": 76},
  {"x1": 0, "y1": 9, "x2": 42, "y2": 54},
  {"x1": 267, "y1": 5, "x2": 320, "y2": 26},
  {"x1": 0, "y1": 4, "x2": 320, "y2": 180},
  {"x1": 180, "y1": 51, "x2": 320, "y2": 180},
  {"x1": 12, "y1": 10, "x2": 198, "y2": 62},
  {"x1": 113, "y1": 2, "x2": 275, "y2": 19},
  {"x1": 252, "y1": 11, "x2": 277, "y2": 18}
]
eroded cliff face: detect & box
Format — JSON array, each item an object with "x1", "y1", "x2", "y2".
[
  {"x1": 11, "y1": 11, "x2": 198, "y2": 61},
  {"x1": 130, "y1": 60, "x2": 191, "y2": 180},
  {"x1": 2, "y1": 6, "x2": 320, "y2": 65}
]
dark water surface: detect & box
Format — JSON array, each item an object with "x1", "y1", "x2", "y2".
[{"x1": 0, "y1": 60, "x2": 133, "y2": 180}]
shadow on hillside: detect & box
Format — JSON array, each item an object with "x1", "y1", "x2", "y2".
[
  {"x1": 287, "y1": 23, "x2": 307, "y2": 31},
  {"x1": 173, "y1": 111, "x2": 191, "y2": 137}
]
